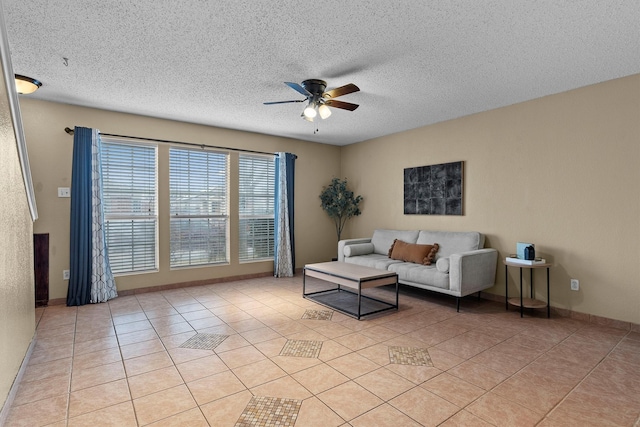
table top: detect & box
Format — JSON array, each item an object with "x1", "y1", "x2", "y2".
[
  {"x1": 503, "y1": 259, "x2": 552, "y2": 268},
  {"x1": 305, "y1": 261, "x2": 397, "y2": 280}
]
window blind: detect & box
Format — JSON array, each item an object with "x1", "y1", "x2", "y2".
[
  {"x1": 170, "y1": 148, "x2": 229, "y2": 267},
  {"x1": 102, "y1": 141, "x2": 158, "y2": 274},
  {"x1": 239, "y1": 154, "x2": 275, "y2": 262}
]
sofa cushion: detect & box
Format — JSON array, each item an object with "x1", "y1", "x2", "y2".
[
  {"x1": 343, "y1": 243, "x2": 375, "y2": 257},
  {"x1": 388, "y1": 239, "x2": 439, "y2": 265},
  {"x1": 343, "y1": 253, "x2": 403, "y2": 270},
  {"x1": 388, "y1": 262, "x2": 450, "y2": 289},
  {"x1": 417, "y1": 231, "x2": 483, "y2": 258},
  {"x1": 371, "y1": 229, "x2": 419, "y2": 255},
  {"x1": 436, "y1": 257, "x2": 450, "y2": 273}
]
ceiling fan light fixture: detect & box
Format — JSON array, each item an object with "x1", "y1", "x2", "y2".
[
  {"x1": 303, "y1": 103, "x2": 317, "y2": 119},
  {"x1": 15, "y1": 74, "x2": 42, "y2": 94},
  {"x1": 266, "y1": 79, "x2": 359, "y2": 123},
  {"x1": 318, "y1": 104, "x2": 332, "y2": 119}
]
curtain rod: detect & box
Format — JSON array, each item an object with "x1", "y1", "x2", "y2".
[{"x1": 64, "y1": 127, "x2": 296, "y2": 158}]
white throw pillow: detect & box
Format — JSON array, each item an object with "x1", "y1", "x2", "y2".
[
  {"x1": 436, "y1": 257, "x2": 450, "y2": 273},
  {"x1": 344, "y1": 243, "x2": 375, "y2": 257}
]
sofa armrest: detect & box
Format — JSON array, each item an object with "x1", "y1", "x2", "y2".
[
  {"x1": 338, "y1": 238, "x2": 372, "y2": 262},
  {"x1": 449, "y1": 248, "x2": 498, "y2": 296}
]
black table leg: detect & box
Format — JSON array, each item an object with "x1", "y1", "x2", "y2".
[
  {"x1": 505, "y1": 265, "x2": 509, "y2": 310},
  {"x1": 357, "y1": 280, "x2": 362, "y2": 320},
  {"x1": 547, "y1": 267, "x2": 550, "y2": 318},
  {"x1": 519, "y1": 267, "x2": 523, "y2": 317},
  {"x1": 530, "y1": 268, "x2": 534, "y2": 299},
  {"x1": 395, "y1": 277, "x2": 399, "y2": 309}
]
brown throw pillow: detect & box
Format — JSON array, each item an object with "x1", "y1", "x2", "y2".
[{"x1": 388, "y1": 239, "x2": 439, "y2": 265}]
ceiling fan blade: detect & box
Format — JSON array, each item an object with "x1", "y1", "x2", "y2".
[
  {"x1": 263, "y1": 100, "x2": 305, "y2": 105},
  {"x1": 323, "y1": 83, "x2": 360, "y2": 99},
  {"x1": 325, "y1": 99, "x2": 359, "y2": 111},
  {"x1": 284, "y1": 82, "x2": 312, "y2": 97}
]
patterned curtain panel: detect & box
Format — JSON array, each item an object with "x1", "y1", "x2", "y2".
[
  {"x1": 67, "y1": 127, "x2": 117, "y2": 306},
  {"x1": 90, "y1": 129, "x2": 117, "y2": 303},
  {"x1": 274, "y1": 153, "x2": 295, "y2": 277}
]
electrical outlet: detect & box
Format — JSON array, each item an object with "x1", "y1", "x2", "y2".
[
  {"x1": 570, "y1": 279, "x2": 579, "y2": 291},
  {"x1": 63, "y1": 270, "x2": 70, "y2": 280},
  {"x1": 58, "y1": 187, "x2": 71, "y2": 198}
]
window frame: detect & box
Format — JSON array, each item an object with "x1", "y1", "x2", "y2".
[
  {"x1": 238, "y1": 153, "x2": 275, "y2": 263},
  {"x1": 101, "y1": 138, "x2": 159, "y2": 276},
  {"x1": 169, "y1": 147, "x2": 230, "y2": 269}
]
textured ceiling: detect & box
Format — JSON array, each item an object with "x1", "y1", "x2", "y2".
[{"x1": 3, "y1": 1, "x2": 639, "y2": 146}]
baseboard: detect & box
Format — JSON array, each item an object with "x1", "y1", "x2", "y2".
[
  {"x1": 0, "y1": 331, "x2": 37, "y2": 426},
  {"x1": 479, "y1": 291, "x2": 639, "y2": 331}
]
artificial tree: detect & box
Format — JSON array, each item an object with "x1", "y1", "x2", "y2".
[{"x1": 319, "y1": 178, "x2": 363, "y2": 242}]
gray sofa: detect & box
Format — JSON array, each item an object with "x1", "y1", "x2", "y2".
[{"x1": 338, "y1": 229, "x2": 498, "y2": 311}]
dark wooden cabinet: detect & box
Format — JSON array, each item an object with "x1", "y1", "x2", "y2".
[{"x1": 34, "y1": 233, "x2": 49, "y2": 307}]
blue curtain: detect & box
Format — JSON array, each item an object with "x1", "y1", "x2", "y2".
[
  {"x1": 67, "y1": 127, "x2": 117, "y2": 306},
  {"x1": 67, "y1": 127, "x2": 93, "y2": 305},
  {"x1": 274, "y1": 152, "x2": 295, "y2": 277}
]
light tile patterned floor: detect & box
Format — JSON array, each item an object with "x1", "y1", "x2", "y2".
[
  {"x1": 6, "y1": 275, "x2": 640, "y2": 426},
  {"x1": 180, "y1": 333, "x2": 229, "y2": 350},
  {"x1": 388, "y1": 346, "x2": 433, "y2": 366},
  {"x1": 280, "y1": 339, "x2": 323, "y2": 358},
  {"x1": 235, "y1": 396, "x2": 302, "y2": 427},
  {"x1": 301, "y1": 309, "x2": 333, "y2": 320}
]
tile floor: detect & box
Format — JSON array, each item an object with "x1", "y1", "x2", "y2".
[{"x1": 5, "y1": 275, "x2": 640, "y2": 426}]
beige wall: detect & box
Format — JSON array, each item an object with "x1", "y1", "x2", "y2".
[
  {"x1": 0, "y1": 71, "x2": 35, "y2": 408},
  {"x1": 341, "y1": 74, "x2": 640, "y2": 324},
  {"x1": 20, "y1": 99, "x2": 341, "y2": 300}
]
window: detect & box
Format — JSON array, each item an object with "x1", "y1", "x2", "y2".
[
  {"x1": 239, "y1": 154, "x2": 275, "y2": 262},
  {"x1": 170, "y1": 148, "x2": 229, "y2": 267},
  {"x1": 102, "y1": 140, "x2": 158, "y2": 274}
]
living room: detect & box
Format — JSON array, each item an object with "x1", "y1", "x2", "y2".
[
  {"x1": 5, "y1": 70, "x2": 639, "y2": 427},
  {"x1": 1, "y1": 1, "x2": 639, "y2": 426}
]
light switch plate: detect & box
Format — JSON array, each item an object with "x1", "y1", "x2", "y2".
[{"x1": 58, "y1": 187, "x2": 70, "y2": 197}]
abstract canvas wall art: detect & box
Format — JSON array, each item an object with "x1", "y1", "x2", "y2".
[{"x1": 404, "y1": 161, "x2": 463, "y2": 215}]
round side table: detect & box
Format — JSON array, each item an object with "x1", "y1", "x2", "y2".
[{"x1": 503, "y1": 259, "x2": 552, "y2": 318}]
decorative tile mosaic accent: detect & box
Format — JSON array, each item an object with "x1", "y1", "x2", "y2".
[
  {"x1": 388, "y1": 346, "x2": 434, "y2": 366},
  {"x1": 235, "y1": 396, "x2": 302, "y2": 427},
  {"x1": 301, "y1": 309, "x2": 333, "y2": 320},
  {"x1": 179, "y1": 333, "x2": 228, "y2": 350},
  {"x1": 280, "y1": 339, "x2": 323, "y2": 358}
]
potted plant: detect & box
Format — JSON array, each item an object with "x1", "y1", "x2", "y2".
[{"x1": 319, "y1": 178, "x2": 363, "y2": 243}]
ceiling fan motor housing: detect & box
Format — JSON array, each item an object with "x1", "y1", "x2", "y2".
[{"x1": 301, "y1": 79, "x2": 327, "y2": 97}]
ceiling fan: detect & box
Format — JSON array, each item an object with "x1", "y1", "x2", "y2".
[{"x1": 264, "y1": 79, "x2": 360, "y2": 121}]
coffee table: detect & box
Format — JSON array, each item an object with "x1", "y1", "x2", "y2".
[{"x1": 303, "y1": 261, "x2": 398, "y2": 320}]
